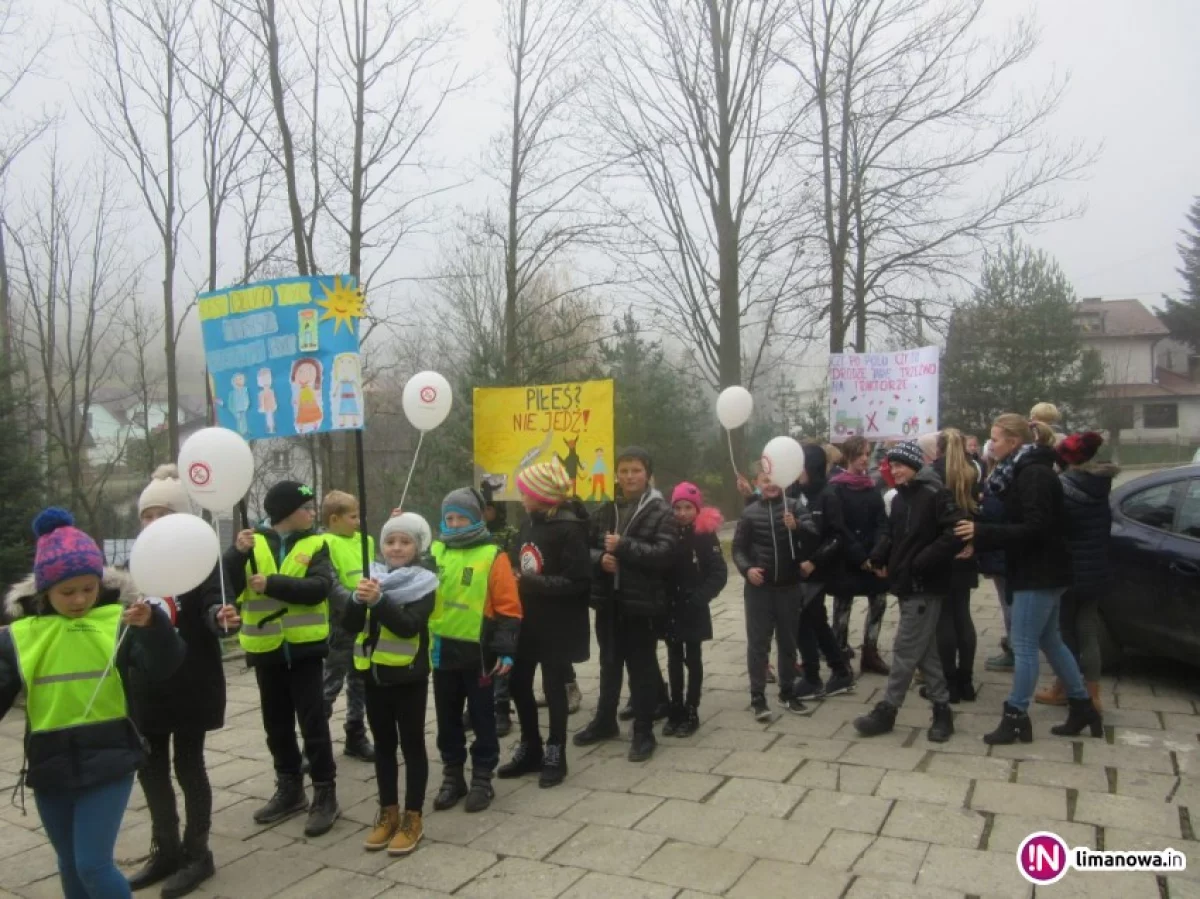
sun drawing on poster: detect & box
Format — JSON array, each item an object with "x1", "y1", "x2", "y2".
[{"x1": 315, "y1": 276, "x2": 366, "y2": 335}]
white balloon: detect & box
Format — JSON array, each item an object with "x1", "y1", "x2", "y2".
[
  {"x1": 178, "y1": 427, "x2": 255, "y2": 513},
  {"x1": 761, "y1": 436, "x2": 806, "y2": 488},
  {"x1": 130, "y1": 514, "x2": 220, "y2": 598},
  {"x1": 402, "y1": 371, "x2": 453, "y2": 431},
  {"x1": 716, "y1": 386, "x2": 754, "y2": 430}
]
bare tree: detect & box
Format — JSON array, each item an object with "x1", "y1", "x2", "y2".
[
  {"x1": 80, "y1": 0, "x2": 200, "y2": 458},
  {"x1": 786, "y1": 0, "x2": 1093, "y2": 352},
  {"x1": 590, "y1": 0, "x2": 808, "y2": 395},
  {"x1": 7, "y1": 149, "x2": 137, "y2": 534}
]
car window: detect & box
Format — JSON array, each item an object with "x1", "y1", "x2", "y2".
[
  {"x1": 1121, "y1": 483, "x2": 1179, "y2": 532},
  {"x1": 1175, "y1": 481, "x2": 1200, "y2": 539}
]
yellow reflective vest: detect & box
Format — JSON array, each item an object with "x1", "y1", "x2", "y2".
[
  {"x1": 326, "y1": 532, "x2": 376, "y2": 592},
  {"x1": 429, "y1": 542, "x2": 498, "y2": 644},
  {"x1": 237, "y1": 533, "x2": 331, "y2": 655}
]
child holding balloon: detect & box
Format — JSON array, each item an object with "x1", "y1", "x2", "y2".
[
  {"x1": 125, "y1": 466, "x2": 241, "y2": 898},
  {"x1": 0, "y1": 508, "x2": 185, "y2": 899}
]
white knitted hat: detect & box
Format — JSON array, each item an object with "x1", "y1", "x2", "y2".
[
  {"x1": 380, "y1": 512, "x2": 432, "y2": 553},
  {"x1": 138, "y1": 464, "x2": 192, "y2": 515}
]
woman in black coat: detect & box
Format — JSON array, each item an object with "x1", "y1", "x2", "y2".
[
  {"x1": 500, "y1": 461, "x2": 591, "y2": 788},
  {"x1": 126, "y1": 467, "x2": 240, "y2": 896},
  {"x1": 662, "y1": 483, "x2": 728, "y2": 737}
]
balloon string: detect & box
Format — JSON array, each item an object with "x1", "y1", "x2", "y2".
[
  {"x1": 726, "y1": 429, "x2": 739, "y2": 478},
  {"x1": 82, "y1": 627, "x2": 131, "y2": 721},
  {"x1": 217, "y1": 516, "x2": 230, "y2": 634},
  {"x1": 396, "y1": 430, "x2": 426, "y2": 513}
]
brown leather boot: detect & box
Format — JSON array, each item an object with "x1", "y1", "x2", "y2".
[
  {"x1": 1034, "y1": 680, "x2": 1067, "y2": 707},
  {"x1": 1087, "y1": 681, "x2": 1102, "y2": 712},
  {"x1": 860, "y1": 642, "x2": 890, "y2": 676},
  {"x1": 364, "y1": 806, "x2": 400, "y2": 851}
]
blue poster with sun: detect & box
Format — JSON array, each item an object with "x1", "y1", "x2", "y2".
[{"x1": 197, "y1": 275, "x2": 365, "y2": 441}]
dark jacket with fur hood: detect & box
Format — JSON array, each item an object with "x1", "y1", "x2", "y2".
[
  {"x1": 1, "y1": 569, "x2": 184, "y2": 792},
  {"x1": 666, "y1": 507, "x2": 728, "y2": 643},
  {"x1": 1061, "y1": 461, "x2": 1119, "y2": 591}
]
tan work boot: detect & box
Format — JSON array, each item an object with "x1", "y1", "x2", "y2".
[
  {"x1": 1034, "y1": 679, "x2": 1068, "y2": 706},
  {"x1": 1087, "y1": 681, "x2": 1103, "y2": 712},
  {"x1": 388, "y1": 810, "x2": 423, "y2": 856},
  {"x1": 364, "y1": 806, "x2": 400, "y2": 851}
]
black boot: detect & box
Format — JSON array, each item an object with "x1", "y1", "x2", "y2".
[
  {"x1": 618, "y1": 701, "x2": 635, "y2": 722},
  {"x1": 1050, "y1": 697, "x2": 1103, "y2": 738},
  {"x1": 160, "y1": 828, "x2": 215, "y2": 899},
  {"x1": 676, "y1": 705, "x2": 700, "y2": 738},
  {"x1": 464, "y1": 770, "x2": 495, "y2": 813},
  {"x1": 573, "y1": 718, "x2": 619, "y2": 746},
  {"x1": 127, "y1": 833, "x2": 183, "y2": 891},
  {"x1": 661, "y1": 702, "x2": 685, "y2": 738},
  {"x1": 252, "y1": 773, "x2": 308, "y2": 825},
  {"x1": 853, "y1": 702, "x2": 897, "y2": 737},
  {"x1": 983, "y1": 702, "x2": 1033, "y2": 745},
  {"x1": 628, "y1": 727, "x2": 656, "y2": 763},
  {"x1": 497, "y1": 741, "x2": 544, "y2": 779},
  {"x1": 653, "y1": 699, "x2": 671, "y2": 722},
  {"x1": 539, "y1": 743, "x2": 567, "y2": 788},
  {"x1": 495, "y1": 701, "x2": 513, "y2": 738},
  {"x1": 433, "y1": 765, "x2": 468, "y2": 811},
  {"x1": 958, "y1": 671, "x2": 977, "y2": 702},
  {"x1": 928, "y1": 702, "x2": 954, "y2": 743},
  {"x1": 304, "y1": 782, "x2": 340, "y2": 837},
  {"x1": 344, "y1": 728, "x2": 376, "y2": 763}
]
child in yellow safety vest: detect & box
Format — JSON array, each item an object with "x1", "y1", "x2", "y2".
[
  {"x1": 0, "y1": 508, "x2": 184, "y2": 899},
  {"x1": 320, "y1": 490, "x2": 375, "y2": 763},
  {"x1": 429, "y1": 487, "x2": 522, "y2": 815},
  {"x1": 337, "y1": 512, "x2": 438, "y2": 856},
  {"x1": 223, "y1": 480, "x2": 340, "y2": 838}
]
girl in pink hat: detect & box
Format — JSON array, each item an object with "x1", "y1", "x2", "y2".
[{"x1": 662, "y1": 483, "x2": 727, "y2": 737}]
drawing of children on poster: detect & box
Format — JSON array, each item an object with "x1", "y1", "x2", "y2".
[
  {"x1": 331, "y1": 353, "x2": 363, "y2": 429},
  {"x1": 257, "y1": 368, "x2": 278, "y2": 434},
  {"x1": 227, "y1": 373, "x2": 251, "y2": 434},
  {"x1": 588, "y1": 447, "x2": 609, "y2": 501},
  {"x1": 291, "y1": 358, "x2": 324, "y2": 434}
]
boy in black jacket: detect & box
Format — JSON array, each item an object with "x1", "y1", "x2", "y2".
[
  {"x1": 226, "y1": 480, "x2": 340, "y2": 836},
  {"x1": 854, "y1": 442, "x2": 965, "y2": 743}
]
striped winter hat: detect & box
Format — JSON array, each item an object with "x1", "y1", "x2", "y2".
[
  {"x1": 32, "y1": 508, "x2": 105, "y2": 592},
  {"x1": 516, "y1": 458, "x2": 573, "y2": 505}
]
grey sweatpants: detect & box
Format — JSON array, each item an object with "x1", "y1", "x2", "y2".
[
  {"x1": 884, "y1": 595, "x2": 949, "y2": 708},
  {"x1": 744, "y1": 583, "x2": 803, "y2": 697}
]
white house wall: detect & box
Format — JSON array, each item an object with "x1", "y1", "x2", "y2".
[{"x1": 1085, "y1": 337, "x2": 1157, "y2": 385}]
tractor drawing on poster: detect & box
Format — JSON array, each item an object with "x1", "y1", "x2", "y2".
[{"x1": 834, "y1": 409, "x2": 863, "y2": 436}]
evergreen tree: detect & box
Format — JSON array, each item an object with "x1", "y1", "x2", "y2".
[
  {"x1": 0, "y1": 362, "x2": 45, "y2": 589},
  {"x1": 1157, "y1": 197, "x2": 1200, "y2": 348},
  {"x1": 942, "y1": 234, "x2": 1104, "y2": 435}
]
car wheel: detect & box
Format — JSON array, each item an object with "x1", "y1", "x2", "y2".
[{"x1": 1096, "y1": 609, "x2": 1123, "y2": 673}]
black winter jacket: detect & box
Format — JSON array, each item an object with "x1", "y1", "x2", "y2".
[
  {"x1": 973, "y1": 445, "x2": 1072, "y2": 591},
  {"x1": 224, "y1": 526, "x2": 336, "y2": 667},
  {"x1": 827, "y1": 473, "x2": 889, "y2": 597},
  {"x1": 340, "y1": 559, "x2": 437, "y2": 687},
  {"x1": 666, "y1": 510, "x2": 728, "y2": 643},
  {"x1": 590, "y1": 490, "x2": 679, "y2": 618},
  {"x1": 870, "y1": 468, "x2": 966, "y2": 597},
  {"x1": 512, "y1": 500, "x2": 592, "y2": 664},
  {"x1": 1061, "y1": 461, "x2": 1118, "y2": 592},
  {"x1": 127, "y1": 563, "x2": 229, "y2": 734},
  {"x1": 733, "y1": 496, "x2": 838, "y2": 588},
  {"x1": 0, "y1": 573, "x2": 184, "y2": 793},
  {"x1": 976, "y1": 490, "x2": 1007, "y2": 578}
]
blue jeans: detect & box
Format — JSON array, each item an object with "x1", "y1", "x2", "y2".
[
  {"x1": 35, "y1": 775, "x2": 134, "y2": 899},
  {"x1": 1007, "y1": 588, "x2": 1087, "y2": 712}
]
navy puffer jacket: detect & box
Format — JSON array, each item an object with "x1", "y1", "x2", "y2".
[{"x1": 1061, "y1": 462, "x2": 1118, "y2": 591}]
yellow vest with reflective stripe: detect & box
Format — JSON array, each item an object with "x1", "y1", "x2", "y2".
[
  {"x1": 326, "y1": 532, "x2": 375, "y2": 591},
  {"x1": 238, "y1": 533, "x2": 330, "y2": 654},
  {"x1": 352, "y1": 611, "x2": 419, "y2": 671},
  {"x1": 10, "y1": 604, "x2": 127, "y2": 733},
  {"x1": 429, "y1": 542, "x2": 498, "y2": 644}
]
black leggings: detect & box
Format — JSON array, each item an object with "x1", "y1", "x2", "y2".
[
  {"x1": 797, "y1": 595, "x2": 850, "y2": 683},
  {"x1": 138, "y1": 730, "x2": 212, "y2": 851},
  {"x1": 510, "y1": 657, "x2": 570, "y2": 747},
  {"x1": 364, "y1": 680, "x2": 429, "y2": 812},
  {"x1": 667, "y1": 640, "x2": 702, "y2": 708},
  {"x1": 936, "y1": 587, "x2": 977, "y2": 680}
]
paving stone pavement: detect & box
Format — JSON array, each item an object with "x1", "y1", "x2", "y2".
[{"x1": 1, "y1": 582, "x2": 1198, "y2": 898}]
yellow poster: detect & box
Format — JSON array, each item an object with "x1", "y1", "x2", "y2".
[{"x1": 473, "y1": 379, "x2": 615, "y2": 502}]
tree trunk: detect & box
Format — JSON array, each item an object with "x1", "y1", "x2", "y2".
[
  {"x1": 0, "y1": 225, "x2": 11, "y2": 393},
  {"x1": 263, "y1": 0, "x2": 310, "y2": 276},
  {"x1": 503, "y1": 0, "x2": 527, "y2": 385}
]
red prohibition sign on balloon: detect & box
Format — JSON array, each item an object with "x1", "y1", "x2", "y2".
[
  {"x1": 420, "y1": 386, "x2": 437, "y2": 404},
  {"x1": 760, "y1": 455, "x2": 773, "y2": 476},
  {"x1": 188, "y1": 461, "x2": 212, "y2": 487}
]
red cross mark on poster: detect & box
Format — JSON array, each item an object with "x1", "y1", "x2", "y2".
[
  {"x1": 188, "y1": 461, "x2": 212, "y2": 488},
  {"x1": 420, "y1": 386, "x2": 437, "y2": 404},
  {"x1": 865, "y1": 412, "x2": 878, "y2": 433}
]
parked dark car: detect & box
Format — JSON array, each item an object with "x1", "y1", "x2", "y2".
[{"x1": 1106, "y1": 465, "x2": 1200, "y2": 666}]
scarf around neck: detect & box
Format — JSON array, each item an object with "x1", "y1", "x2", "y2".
[
  {"x1": 368, "y1": 563, "x2": 439, "y2": 605},
  {"x1": 987, "y1": 443, "x2": 1035, "y2": 498}
]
